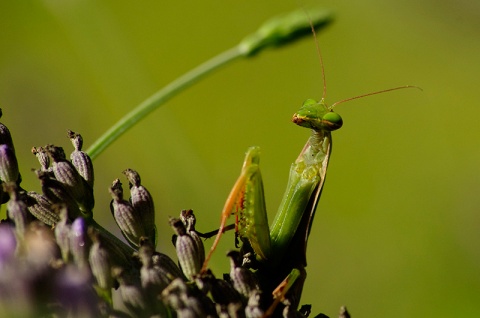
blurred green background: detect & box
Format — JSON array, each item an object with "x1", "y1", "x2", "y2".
[{"x1": 1, "y1": 0, "x2": 479, "y2": 317}]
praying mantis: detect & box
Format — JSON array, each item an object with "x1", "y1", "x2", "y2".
[{"x1": 200, "y1": 12, "x2": 419, "y2": 312}]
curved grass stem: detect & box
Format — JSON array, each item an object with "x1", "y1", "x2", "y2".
[
  {"x1": 86, "y1": 7, "x2": 333, "y2": 159},
  {"x1": 86, "y1": 46, "x2": 243, "y2": 159}
]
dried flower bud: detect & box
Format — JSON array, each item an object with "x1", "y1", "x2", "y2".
[
  {"x1": 70, "y1": 217, "x2": 89, "y2": 268},
  {"x1": 195, "y1": 269, "x2": 242, "y2": 306},
  {"x1": 47, "y1": 145, "x2": 94, "y2": 216},
  {"x1": 36, "y1": 169, "x2": 82, "y2": 219},
  {"x1": 162, "y1": 278, "x2": 215, "y2": 317},
  {"x1": 339, "y1": 306, "x2": 351, "y2": 318},
  {"x1": 226, "y1": 302, "x2": 245, "y2": 318},
  {"x1": 0, "y1": 223, "x2": 17, "y2": 266},
  {"x1": 0, "y1": 109, "x2": 15, "y2": 152},
  {"x1": 55, "y1": 264, "x2": 99, "y2": 317},
  {"x1": 140, "y1": 237, "x2": 183, "y2": 282},
  {"x1": 123, "y1": 169, "x2": 156, "y2": 245},
  {"x1": 227, "y1": 250, "x2": 259, "y2": 299},
  {"x1": 136, "y1": 242, "x2": 174, "y2": 315},
  {"x1": 138, "y1": 242, "x2": 170, "y2": 292},
  {"x1": 161, "y1": 278, "x2": 185, "y2": 311},
  {"x1": 0, "y1": 144, "x2": 19, "y2": 184},
  {"x1": 23, "y1": 221, "x2": 60, "y2": 269},
  {"x1": 151, "y1": 251, "x2": 185, "y2": 281},
  {"x1": 54, "y1": 204, "x2": 71, "y2": 262},
  {"x1": 180, "y1": 209, "x2": 205, "y2": 266},
  {"x1": 245, "y1": 290, "x2": 264, "y2": 318},
  {"x1": 170, "y1": 217, "x2": 201, "y2": 281},
  {"x1": 110, "y1": 179, "x2": 145, "y2": 249},
  {"x1": 113, "y1": 267, "x2": 150, "y2": 316},
  {"x1": 90, "y1": 222, "x2": 134, "y2": 269},
  {"x1": 68, "y1": 130, "x2": 94, "y2": 188},
  {"x1": 3, "y1": 182, "x2": 27, "y2": 239},
  {"x1": 179, "y1": 209, "x2": 194, "y2": 227},
  {"x1": 31, "y1": 146, "x2": 50, "y2": 171},
  {"x1": 88, "y1": 229, "x2": 113, "y2": 291},
  {"x1": 26, "y1": 191, "x2": 60, "y2": 226}
]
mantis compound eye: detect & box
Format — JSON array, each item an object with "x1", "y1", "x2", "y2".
[{"x1": 322, "y1": 111, "x2": 343, "y2": 131}]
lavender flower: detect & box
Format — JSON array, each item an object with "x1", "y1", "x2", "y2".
[{"x1": 0, "y1": 104, "x2": 347, "y2": 317}]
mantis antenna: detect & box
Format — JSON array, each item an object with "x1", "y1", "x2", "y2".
[
  {"x1": 330, "y1": 85, "x2": 422, "y2": 110},
  {"x1": 305, "y1": 7, "x2": 421, "y2": 109},
  {"x1": 305, "y1": 9, "x2": 327, "y2": 100}
]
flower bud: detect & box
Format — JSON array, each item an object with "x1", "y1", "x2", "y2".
[
  {"x1": 140, "y1": 237, "x2": 183, "y2": 282},
  {"x1": 123, "y1": 169, "x2": 156, "y2": 245},
  {"x1": 161, "y1": 278, "x2": 186, "y2": 310},
  {"x1": 54, "y1": 204, "x2": 71, "y2": 262},
  {"x1": 0, "y1": 223, "x2": 17, "y2": 266},
  {"x1": 161, "y1": 278, "x2": 213, "y2": 317},
  {"x1": 227, "y1": 250, "x2": 259, "y2": 299},
  {"x1": 113, "y1": 267, "x2": 150, "y2": 316},
  {"x1": 0, "y1": 144, "x2": 19, "y2": 184},
  {"x1": 109, "y1": 179, "x2": 145, "y2": 249},
  {"x1": 26, "y1": 191, "x2": 60, "y2": 226},
  {"x1": 151, "y1": 251, "x2": 184, "y2": 281},
  {"x1": 137, "y1": 242, "x2": 173, "y2": 315},
  {"x1": 35, "y1": 169, "x2": 82, "y2": 219},
  {"x1": 31, "y1": 146, "x2": 50, "y2": 172},
  {"x1": 180, "y1": 209, "x2": 205, "y2": 266},
  {"x1": 227, "y1": 302, "x2": 245, "y2": 318},
  {"x1": 47, "y1": 145, "x2": 94, "y2": 216},
  {"x1": 245, "y1": 290, "x2": 264, "y2": 318},
  {"x1": 55, "y1": 264, "x2": 99, "y2": 317},
  {"x1": 24, "y1": 221, "x2": 60, "y2": 269},
  {"x1": 3, "y1": 182, "x2": 27, "y2": 239},
  {"x1": 70, "y1": 217, "x2": 89, "y2": 268},
  {"x1": 195, "y1": 269, "x2": 242, "y2": 306},
  {"x1": 88, "y1": 229, "x2": 113, "y2": 291},
  {"x1": 170, "y1": 217, "x2": 201, "y2": 281},
  {"x1": 90, "y1": 221, "x2": 134, "y2": 269},
  {"x1": 0, "y1": 109, "x2": 15, "y2": 152},
  {"x1": 339, "y1": 306, "x2": 351, "y2": 318},
  {"x1": 68, "y1": 130, "x2": 94, "y2": 188}
]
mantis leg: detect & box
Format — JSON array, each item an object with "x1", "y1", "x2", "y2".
[{"x1": 201, "y1": 146, "x2": 271, "y2": 272}]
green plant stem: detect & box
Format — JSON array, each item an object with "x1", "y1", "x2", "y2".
[
  {"x1": 86, "y1": 46, "x2": 243, "y2": 160},
  {"x1": 86, "y1": 7, "x2": 333, "y2": 159}
]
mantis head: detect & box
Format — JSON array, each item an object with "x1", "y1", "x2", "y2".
[
  {"x1": 292, "y1": 98, "x2": 343, "y2": 132},
  {"x1": 292, "y1": 86, "x2": 421, "y2": 133}
]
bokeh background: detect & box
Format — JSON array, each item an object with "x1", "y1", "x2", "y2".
[{"x1": 1, "y1": 0, "x2": 479, "y2": 317}]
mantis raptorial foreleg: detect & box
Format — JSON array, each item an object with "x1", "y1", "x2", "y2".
[{"x1": 201, "y1": 147, "x2": 271, "y2": 272}]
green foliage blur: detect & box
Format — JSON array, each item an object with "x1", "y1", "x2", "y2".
[{"x1": 1, "y1": 0, "x2": 479, "y2": 317}]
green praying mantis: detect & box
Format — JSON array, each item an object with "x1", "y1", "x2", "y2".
[{"x1": 200, "y1": 15, "x2": 419, "y2": 309}]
